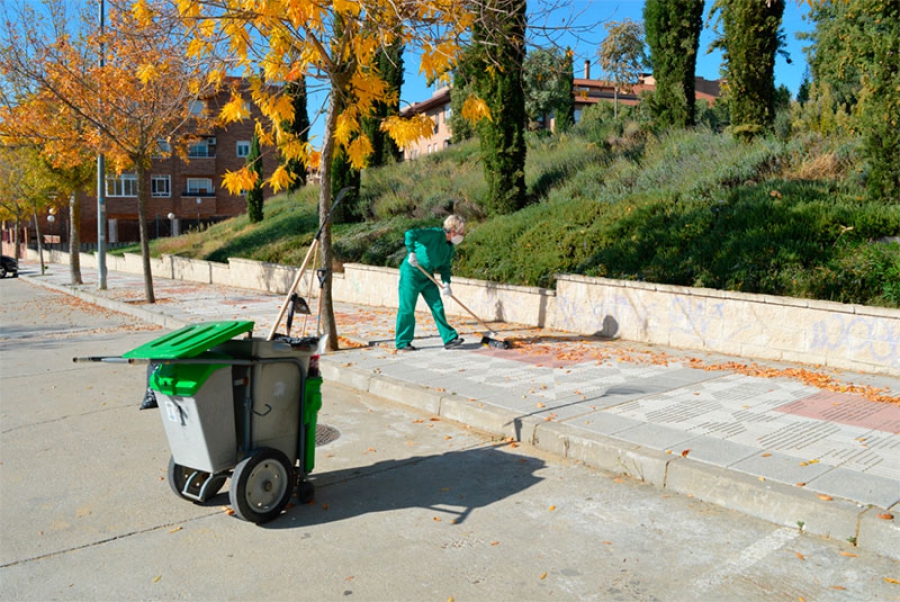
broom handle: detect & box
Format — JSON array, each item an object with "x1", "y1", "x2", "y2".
[
  {"x1": 267, "y1": 187, "x2": 351, "y2": 341},
  {"x1": 413, "y1": 263, "x2": 495, "y2": 334}
]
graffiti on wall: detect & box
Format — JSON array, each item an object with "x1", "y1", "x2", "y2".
[{"x1": 811, "y1": 314, "x2": 899, "y2": 368}]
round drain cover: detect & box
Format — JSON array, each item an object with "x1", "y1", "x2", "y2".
[{"x1": 315, "y1": 424, "x2": 341, "y2": 447}]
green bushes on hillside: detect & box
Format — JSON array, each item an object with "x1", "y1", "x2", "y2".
[{"x1": 143, "y1": 108, "x2": 900, "y2": 308}]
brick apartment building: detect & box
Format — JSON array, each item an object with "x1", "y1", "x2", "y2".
[
  {"x1": 399, "y1": 61, "x2": 720, "y2": 161},
  {"x1": 12, "y1": 78, "x2": 279, "y2": 249}
]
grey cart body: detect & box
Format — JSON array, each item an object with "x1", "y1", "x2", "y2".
[{"x1": 120, "y1": 321, "x2": 322, "y2": 524}]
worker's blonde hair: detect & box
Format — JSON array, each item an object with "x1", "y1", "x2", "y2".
[{"x1": 443, "y1": 214, "x2": 466, "y2": 234}]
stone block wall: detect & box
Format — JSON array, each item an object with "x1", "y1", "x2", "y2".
[{"x1": 33, "y1": 249, "x2": 899, "y2": 376}]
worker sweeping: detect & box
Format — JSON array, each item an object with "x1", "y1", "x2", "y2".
[{"x1": 395, "y1": 215, "x2": 466, "y2": 351}]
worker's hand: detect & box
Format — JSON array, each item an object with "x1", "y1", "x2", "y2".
[
  {"x1": 408, "y1": 252, "x2": 419, "y2": 268},
  {"x1": 442, "y1": 284, "x2": 453, "y2": 297}
]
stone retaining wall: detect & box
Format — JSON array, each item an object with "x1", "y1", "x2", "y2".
[{"x1": 35, "y1": 249, "x2": 899, "y2": 376}]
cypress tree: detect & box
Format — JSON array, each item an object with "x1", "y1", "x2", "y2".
[
  {"x1": 716, "y1": 0, "x2": 785, "y2": 139},
  {"x1": 644, "y1": 0, "x2": 704, "y2": 128},
  {"x1": 245, "y1": 133, "x2": 264, "y2": 223},
  {"x1": 284, "y1": 77, "x2": 309, "y2": 191},
  {"x1": 556, "y1": 49, "x2": 575, "y2": 132},
  {"x1": 471, "y1": 0, "x2": 528, "y2": 215},
  {"x1": 362, "y1": 43, "x2": 405, "y2": 167}
]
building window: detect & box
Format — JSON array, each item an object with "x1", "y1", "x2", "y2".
[
  {"x1": 444, "y1": 105, "x2": 452, "y2": 120},
  {"x1": 153, "y1": 138, "x2": 171, "y2": 158},
  {"x1": 188, "y1": 99, "x2": 205, "y2": 116},
  {"x1": 574, "y1": 108, "x2": 583, "y2": 124},
  {"x1": 188, "y1": 138, "x2": 216, "y2": 158},
  {"x1": 106, "y1": 174, "x2": 137, "y2": 197},
  {"x1": 236, "y1": 141, "x2": 251, "y2": 158},
  {"x1": 186, "y1": 178, "x2": 214, "y2": 195},
  {"x1": 151, "y1": 175, "x2": 171, "y2": 198}
]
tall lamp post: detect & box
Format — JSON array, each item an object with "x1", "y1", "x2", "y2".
[{"x1": 96, "y1": 0, "x2": 108, "y2": 290}]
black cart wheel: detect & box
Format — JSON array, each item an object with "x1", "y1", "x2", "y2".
[
  {"x1": 229, "y1": 448, "x2": 294, "y2": 524},
  {"x1": 296, "y1": 479, "x2": 315, "y2": 504},
  {"x1": 168, "y1": 456, "x2": 225, "y2": 502}
]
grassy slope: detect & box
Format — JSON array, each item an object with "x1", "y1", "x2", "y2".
[{"x1": 140, "y1": 117, "x2": 900, "y2": 308}]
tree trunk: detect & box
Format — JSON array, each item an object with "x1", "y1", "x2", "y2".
[
  {"x1": 69, "y1": 190, "x2": 83, "y2": 285},
  {"x1": 136, "y1": 164, "x2": 155, "y2": 303},
  {"x1": 33, "y1": 205, "x2": 45, "y2": 275},
  {"x1": 317, "y1": 88, "x2": 342, "y2": 352}
]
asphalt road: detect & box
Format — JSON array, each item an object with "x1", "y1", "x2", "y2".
[{"x1": 1, "y1": 277, "x2": 898, "y2": 601}]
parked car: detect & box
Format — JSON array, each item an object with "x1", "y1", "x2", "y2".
[{"x1": 1, "y1": 255, "x2": 18, "y2": 278}]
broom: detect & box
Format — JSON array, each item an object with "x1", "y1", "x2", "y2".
[
  {"x1": 266, "y1": 187, "x2": 350, "y2": 341},
  {"x1": 413, "y1": 263, "x2": 511, "y2": 349}
]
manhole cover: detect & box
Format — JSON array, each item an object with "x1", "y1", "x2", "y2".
[{"x1": 316, "y1": 424, "x2": 341, "y2": 447}]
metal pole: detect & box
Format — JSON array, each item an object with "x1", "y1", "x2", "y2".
[{"x1": 96, "y1": 0, "x2": 108, "y2": 290}]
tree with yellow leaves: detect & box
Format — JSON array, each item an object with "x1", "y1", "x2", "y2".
[
  {"x1": 162, "y1": 0, "x2": 492, "y2": 349},
  {"x1": 1, "y1": 0, "x2": 214, "y2": 302}
]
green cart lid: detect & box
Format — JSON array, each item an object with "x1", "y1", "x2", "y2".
[
  {"x1": 149, "y1": 352, "x2": 230, "y2": 397},
  {"x1": 123, "y1": 320, "x2": 254, "y2": 360}
]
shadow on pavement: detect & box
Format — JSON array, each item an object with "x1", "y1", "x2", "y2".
[{"x1": 262, "y1": 444, "x2": 546, "y2": 529}]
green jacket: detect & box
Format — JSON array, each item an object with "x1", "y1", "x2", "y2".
[{"x1": 405, "y1": 227, "x2": 455, "y2": 284}]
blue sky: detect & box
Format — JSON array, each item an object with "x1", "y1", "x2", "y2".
[{"x1": 305, "y1": 1, "x2": 812, "y2": 145}]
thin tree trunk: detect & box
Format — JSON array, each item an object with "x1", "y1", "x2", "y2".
[
  {"x1": 136, "y1": 164, "x2": 155, "y2": 303},
  {"x1": 69, "y1": 190, "x2": 83, "y2": 285},
  {"x1": 33, "y1": 205, "x2": 45, "y2": 275},
  {"x1": 318, "y1": 89, "x2": 341, "y2": 351}
]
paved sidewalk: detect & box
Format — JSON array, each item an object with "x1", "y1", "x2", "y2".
[{"x1": 16, "y1": 260, "x2": 900, "y2": 560}]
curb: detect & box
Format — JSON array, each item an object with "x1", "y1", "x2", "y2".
[{"x1": 24, "y1": 274, "x2": 900, "y2": 561}]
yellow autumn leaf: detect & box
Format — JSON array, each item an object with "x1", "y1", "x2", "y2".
[
  {"x1": 136, "y1": 63, "x2": 158, "y2": 85},
  {"x1": 885, "y1": 577, "x2": 900, "y2": 585},
  {"x1": 333, "y1": 0, "x2": 361, "y2": 17},
  {"x1": 222, "y1": 168, "x2": 256, "y2": 195},
  {"x1": 346, "y1": 135, "x2": 373, "y2": 170},
  {"x1": 462, "y1": 96, "x2": 492, "y2": 123},
  {"x1": 381, "y1": 114, "x2": 434, "y2": 148},
  {"x1": 219, "y1": 94, "x2": 251, "y2": 124},
  {"x1": 267, "y1": 165, "x2": 294, "y2": 193}
]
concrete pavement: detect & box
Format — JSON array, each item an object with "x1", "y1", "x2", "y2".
[{"x1": 17, "y1": 259, "x2": 900, "y2": 561}]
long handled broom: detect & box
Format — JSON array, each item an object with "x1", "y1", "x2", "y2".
[
  {"x1": 413, "y1": 263, "x2": 511, "y2": 349},
  {"x1": 266, "y1": 187, "x2": 351, "y2": 341}
]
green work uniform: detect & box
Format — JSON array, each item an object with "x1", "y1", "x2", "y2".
[{"x1": 395, "y1": 227, "x2": 459, "y2": 348}]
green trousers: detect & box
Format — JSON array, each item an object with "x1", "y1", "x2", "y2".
[{"x1": 395, "y1": 262, "x2": 458, "y2": 348}]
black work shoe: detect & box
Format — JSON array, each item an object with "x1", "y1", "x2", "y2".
[
  {"x1": 397, "y1": 344, "x2": 418, "y2": 352},
  {"x1": 443, "y1": 337, "x2": 464, "y2": 350}
]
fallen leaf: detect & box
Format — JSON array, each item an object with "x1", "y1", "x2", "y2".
[
  {"x1": 367, "y1": 447, "x2": 376, "y2": 452},
  {"x1": 224, "y1": 508, "x2": 235, "y2": 516},
  {"x1": 536, "y1": 402, "x2": 545, "y2": 408},
  {"x1": 433, "y1": 517, "x2": 441, "y2": 522},
  {"x1": 796, "y1": 482, "x2": 806, "y2": 487},
  {"x1": 795, "y1": 552, "x2": 805, "y2": 560},
  {"x1": 153, "y1": 576, "x2": 162, "y2": 583},
  {"x1": 681, "y1": 449, "x2": 691, "y2": 458},
  {"x1": 322, "y1": 504, "x2": 328, "y2": 510},
  {"x1": 829, "y1": 585, "x2": 846, "y2": 590},
  {"x1": 440, "y1": 487, "x2": 451, "y2": 492},
  {"x1": 549, "y1": 505, "x2": 556, "y2": 511},
  {"x1": 444, "y1": 436, "x2": 452, "y2": 440},
  {"x1": 540, "y1": 572, "x2": 548, "y2": 580},
  {"x1": 885, "y1": 577, "x2": 900, "y2": 585},
  {"x1": 603, "y1": 541, "x2": 612, "y2": 545},
  {"x1": 759, "y1": 477, "x2": 766, "y2": 481},
  {"x1": 877, "y1": 513, "x2": 894, "y2": 520},
  {"x1": 840, "y1": 551, "x2": 858, "y2": 557},
  {"x1": 665, "y1": 450, "x2": 673, "y2": 455},
  {"x1": 168, "y1": 526, "x2": 182, "y2": 533},
  {"x1": 491, "y1": 541, "x2": 500, "y2": 546},
  {"x1": 761, "y1": 453, "x2": 772, "y2": 457},
  {"x1": 818, "y1": 494, "x2": 833, "y2": 501}
]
